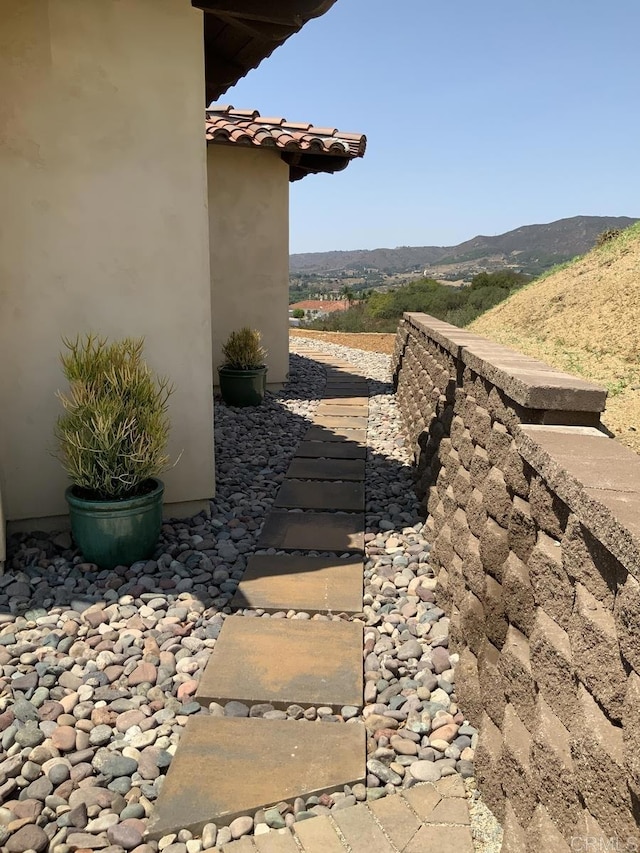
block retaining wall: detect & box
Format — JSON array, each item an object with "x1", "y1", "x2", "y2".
[{"x1": 393, "y1": 312, "x2": 640, "y2": 850}]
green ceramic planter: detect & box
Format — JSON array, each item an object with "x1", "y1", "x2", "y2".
[
  {"x1": 65, "y1": 479, "x2": 164, "y2": 570},
  {"x1": 218, "y1": 366, "x2": 267, "y2": 407}
]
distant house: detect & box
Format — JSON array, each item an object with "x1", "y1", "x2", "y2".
[{"x1": 288, "y1": 299, "x2": 351, "y2": 323}]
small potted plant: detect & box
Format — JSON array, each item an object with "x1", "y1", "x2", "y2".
[
  {"x1": 55, "y1": 334, "x2": 174, "y2": 570},
  {"x1": 218, "y1": 327, "x2": 268, "y2": 407}
]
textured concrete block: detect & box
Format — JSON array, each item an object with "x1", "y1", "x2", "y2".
[
  {"x1": 500, "y1": 626, "x2": 536, "y2": 732},
  {"x1": 441, "y1": 484, "x2": 457, "y2": 519},
  {"x1": 570, "y1": 683, "x2": 636, "y2": 838},
  {"x1": 469, "y1": 405, "x2": 492, "y2": 448},
  {"x1": 467, "y1": 488, "x2": 488, "y2": 539},
  {"x1": 562, "y1": 515, "x2": 622, "y2": 610},
  {"x1": 501, "y1": 801, "x2": 527, "y2": 853},
  {"x1": 483, "y1": 467, "x2": 512, "y2": 528},
  {"x1": 530, "y1": 696, "x2": 580, "y2": 834},
  {"x1": 502, "y1": 551, "x2": 536, "y2": 638},
  {"x1": 479, "y1": 517, "x2": 510, "y2": 581},
  {"x1": 526, "y1": 804, "x2": 571, "y2": 852},
  {"x1": 615, "y1": 572, "x2": 640, "y2": 671},
  {"x1": 530, "y1": 608, "x2": 577, "y2": 729},
  {"x1": 460, "y1": 589, "x2": 486, "y2": 656},
  {"x1": 501, "y1": 704, "x2": 536, "y2": 826},
  {"x1": 508, "y1": 496, "x2": 537, "y2": 563},
  {"x1": 484, "y1": 574, "x2": 508, "y2": 649},
  {"x1": 528, "y1": 531, "x2": 573, "y2": 631},
  {"x1": 474, "y1": 712, "x2": 506, "y2": 822},
  {"x1": 449, "y1": 554, "x2": 466, "y2": 610},
  {"x1": 433, "y1": 523, "x2": 454, "y2": 572},
  {"x1": 569, "y1": 583, "x2": 626, "y2": 721},
  {"x1": 529, "y1": 475, "x2": 569, "y2": 539},
  {"x1": 451, "y1": 508, "x2": 470, "y2": 559},
  {"x1": 622, "y1": 670, "x2": 640, "y2": 791},
  {"x1": 453, "y1": 466, "x2": 473, "y2": 508},
  {"x1": 455, "y1": 647, "x2": 483, "y2": 728},
  {"x1": 479, "y1": 638, "x2": 506, "y2": 727},
  {"x1": 486, "y1": 421, "x2": 512, "y2": 468},
  {"x1": 502, "y1": 441, "x2": 531, "y2": 499},
  {"x1": 462, "y1": 533, "x2": 486, "y2": 600},
  {"x1": 470, "y1": 444, "x2": 492, "y2": 489},
  {"x1": 436, "y1": 566, "x2": 452, "y2": 614}
]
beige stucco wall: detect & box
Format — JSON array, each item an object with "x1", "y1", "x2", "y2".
[
  {"x1": 207, "y1": 146, "x2": 290, "y2": 387},
  {"x1": 0, "y1": 0, "x2": 215, "y2": 523}
]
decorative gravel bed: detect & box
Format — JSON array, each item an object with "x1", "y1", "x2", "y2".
[{"x1": 0, "y1": 342, "x2": 496, "y2": 853}]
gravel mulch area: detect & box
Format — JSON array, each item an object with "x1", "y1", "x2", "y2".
[{"x1": 0, "y1": 341, "x2": 500, "y2": 853}]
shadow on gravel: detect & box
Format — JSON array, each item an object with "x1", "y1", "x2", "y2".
[{"x1": 1, "y1": 350, "x2": 415, "y2": 624}]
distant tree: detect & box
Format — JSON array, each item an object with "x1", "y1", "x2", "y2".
[
  {"x1": 292, "y1": 308, "x2": 305, "y2": 319},
  {"x1": 341, "y1": 285, "x2": 355, "y2": 306}
]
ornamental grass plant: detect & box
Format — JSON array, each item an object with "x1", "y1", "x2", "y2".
[
  {"x1": 221, "y1": 327, "x2": 267, "y2": 370},
  {"x1": 55, "y1": 334, "x2": 174, "y2": 500}
]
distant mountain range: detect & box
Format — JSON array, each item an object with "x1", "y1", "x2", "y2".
[{"x1": 290, "y1": 216, "x2": 639, "y2": 278}]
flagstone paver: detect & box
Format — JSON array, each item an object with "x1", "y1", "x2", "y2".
[
  {"x1": 367, "y1": 794, "x2": 422, "y2": 850},
  {"x1": 304, "y1": 426, "x2": 367, "y2": 443},
  {"x1": 295, "y1": 440, "x2": 366, "y2": 459},
  {"x1": 313, "y1": 415, "x2": 368, "y2": 429},
  {"x1": 323, "y1": 386, "x2": 369, "y2": 397},
  {"x1": 231, "y1": 554, "x2": 363, "y2": 613},
  {"x1": 147, "y1": 717, "x2": 366, "y2": 838},
  {"x1": 275, "y1": 479, "x2": 364, "y2": 511},
  {"x1": 316, "y1": 404, "x2": 369, "y2": 416},
  {"x1": 293, "y1": 814, "x2": 347, "y2": 853},
  {"x1": 286, "y1": 457, "x2": 366, "y2": 481},
  {"x1": 332, "y1": 804, "x2": 395, "y2": 852},
  {"x1": 258, "y1": 510, "x2": 364, "y2": 552},
  {"x1": 195, "y1": 617, "x2": 363, "y2": 709}
]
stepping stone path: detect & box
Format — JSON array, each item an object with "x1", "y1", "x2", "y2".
[{"x1": 149, "y1": 350, "x2": 474, "y2": 851}]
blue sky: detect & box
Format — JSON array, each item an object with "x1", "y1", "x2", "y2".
[{"x1": 224, "y1": 0, "x2": 640, "y2": 254}]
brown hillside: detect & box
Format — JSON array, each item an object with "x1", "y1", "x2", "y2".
[{"x1": 470, "y1": 223, "x2": 640, "y2": 452}]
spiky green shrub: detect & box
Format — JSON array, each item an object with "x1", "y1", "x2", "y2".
[
  {"x1": 55, "y1": 335, "x2": 174, "y2": 500},
  {"x1": 596, "y1": 228, "x2": 621, "y2": 247},
  {"x1": 221, "y1": 327, "x2": 267, "y2": 370}
]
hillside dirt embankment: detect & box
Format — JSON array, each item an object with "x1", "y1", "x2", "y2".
[{"x1": 471, "y1": 224, "x2": 640, "y2": 453}]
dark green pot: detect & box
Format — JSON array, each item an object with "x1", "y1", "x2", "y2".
[
  {"x1": 218, "y1": 366, "x2": 267, "y2": 407},
  {"x1": 65, "y1": 478, "x2": 164, "y2": 570}
]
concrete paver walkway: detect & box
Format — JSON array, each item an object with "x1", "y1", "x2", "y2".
[
  {"x1": 149, "y1": 349, "x2": 473, "y2": 852},
  {"x1": 220, "y1": 777, "x2": 473, "y2": 853}
]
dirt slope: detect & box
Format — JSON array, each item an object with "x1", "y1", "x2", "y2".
[
  {"x1": 289, "y1": 329, "x2": 396, "y2": 355},
  {"x1": 470, "y1": 223, "x2": 640, "y2": 452}
]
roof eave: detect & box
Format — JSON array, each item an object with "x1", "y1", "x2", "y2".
[{"x1": 192, "y1": 1, "x2": 338, "y2": 103}]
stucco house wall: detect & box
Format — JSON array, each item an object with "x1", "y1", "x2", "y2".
[
  {"x1": 0, "y1": 0, "x2": 215, "y2": 527},
  {"x1": 207, "y1": 145, "x2": 290, "y2": 388}
]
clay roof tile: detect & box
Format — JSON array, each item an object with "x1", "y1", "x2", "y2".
[{"x1": 205, "y1": 104, "x2": 366, "y2": 180}]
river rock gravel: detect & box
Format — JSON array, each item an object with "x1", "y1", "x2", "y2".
[{"x1": 0, "y1": 340, "x2": 499, "y2": 852}]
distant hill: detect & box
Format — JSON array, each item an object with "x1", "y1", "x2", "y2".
[{"x1": 290, "y1": 216, "x2": 638, "y2": 278}]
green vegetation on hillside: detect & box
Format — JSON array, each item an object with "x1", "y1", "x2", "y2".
[{"x1": 304, "y1": 271, "x2": 530, "y2": 333}]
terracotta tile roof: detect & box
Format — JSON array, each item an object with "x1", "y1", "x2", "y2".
[
  {"x1": 289, "y1": 300, "x2": 350, "y2": 312},
  {"x1": 206, "y1": 105, "x2": 366, "y2": 181}
]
